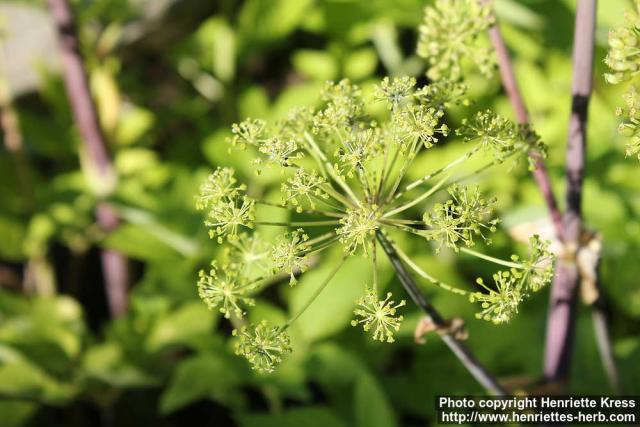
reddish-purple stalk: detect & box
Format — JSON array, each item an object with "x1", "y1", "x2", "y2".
[
  {"x1": 488, "y1": 0, "x2": 618, "y2": 388},
  {"x1": 47, "y1": 0, "x2": 128, "y2": 317},
  {"x1": 543, "y1": 0, "x2": 596, "y2": 383},
  {"x1": 487, "y1": 23, "x2": 564, "y2": 239}
]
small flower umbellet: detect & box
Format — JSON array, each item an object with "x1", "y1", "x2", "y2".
[
  {"x1": 197, "y1": 263, "x2": 255, "y2": 319},
  {"x1": 417, "y1": 0, "x2": 496, "y2": 81},
  {"x1": 471, "y1": 271, "x2": 522, "y2": 325},
  {"x1": 196, "y1": 3, "x2": 555, "y2": 372},
  {"x1": 605, "y1": 1, "x2": 640, "y2": 160},
  {"x1": 233, "y1": 321, "x2": 292, "y2": 373},
  {"x1": 351, "y1": 289, "x2": 406, "y2": 343}
]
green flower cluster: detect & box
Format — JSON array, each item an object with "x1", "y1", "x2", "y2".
[
  {"x1": 417, "y1": 0, "x2": 496, "y2": 81},
  {"x1": 470, "y1": 235, "x2": 554, "y2": 324},
  {"x1": 605, "y1": 1, "x2": 640, "y2": 160},
  {"x1": 195, "y1": 75, "x2": 553, "y2": 373}
]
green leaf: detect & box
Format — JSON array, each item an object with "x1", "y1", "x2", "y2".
[
  {"x1": 197, "y1": 17, "x2": 236, "y2": 82},
  {"x1": 146, "y1": 302, "x2": 216, "y2": 352},
  {"x1": 82, "y1": 342, "x2": 158, "y2": 388},
  {"x1": 159, "y1": 354, "x2": 244, "y2": 414},
  {"x1": 115, "y1": 105, "x2": 155, "y2": 146},
  {"x1": 102, "y1": 224, "x2": 181, "y2": 261},
  {"x1": 0, "y1": 400, "x2": 37, "y2": 427},
  {"x1": 344, "y1": 48, "x2": 378, "y2": 80},
  {"x1": 238, "y1": 0, "x2": 314, "y2": 48},
  {"x1": 290, "y1": 255, "x2": 369, "y2": 342},
  {"x1": 0, "y1": 215, "x2": 26, "y2": 261},
  {"x1": 0, "y1": 358, "x2": 76, "y2": 405},
  {"x1": 293, "y1": 50, "x2": 338, "y2": 80},
  {"x1": 354, "y1": 374, "x2": 397, "y2": 427},
  {"x1": 237, "y1": 407, "x2": 348, "y2": 427}
]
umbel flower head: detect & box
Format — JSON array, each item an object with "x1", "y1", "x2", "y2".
[
  {"x1": 352, "y1": 289, "x2": 406, "y2": 343},
  {"x1": 197, "y1": 263, "x2": 255, "y2": 319},
  {"x1": 605, "y1": 1, "x2": 640, "y2": 161},
  {"x1": 423, "y1": 184, "x2": 499, "y2": 252},
  {"x1": 469, "y1": 235, "x2": 554, "y2": 323},
  {"x1": 233, "y1": 321, "x2": 292, "y2": 373},
  {"x1": 471, "y1": 271, "x2": 522, "y2": 324},
  {"x1": 417, "y1": 0, "x2": 496, "y2": 80},
  {"x1": 196, "y1": 77, "x2": 553, "y2": 371}
]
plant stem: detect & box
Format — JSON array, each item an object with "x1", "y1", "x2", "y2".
[
  {"x1": 255, "y1": 220, "x2": 340, "y2": 227},
  {"x1": 392, "y1": 242, "x2": 468, "y2": 296},
  {"x1": 48, "y1": 0, "x2": 128, "y2": 317},
  {"x1": 543, "y1": 0, "x2": 596, "y2": 384},
  {"x1": 383, "y1": 169, "x2": 454, "y2": 218},
  {"x1": 460, "y1": 247, "x2": 523, "y2": 269},
  {"x1": 376, "y1": 231, "x2": 507, "y2": 396},
  {"x1": 487, "y1": 9, "x2": 564, "y2": 239}
]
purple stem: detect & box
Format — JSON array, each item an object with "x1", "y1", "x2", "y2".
[
  {"x1": 488, "y1": 22, "x2": 564, "y2": 239},
  {"x1": 48, "y1": 0, "x2": 128, "y2": 317},
  {"x1": 543, "y1": 0, "x2": 596, "y2": 383}
]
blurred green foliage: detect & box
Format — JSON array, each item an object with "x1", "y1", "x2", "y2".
[{"x1": 0, "y1": 0, "x2": 639, "y2": 426}]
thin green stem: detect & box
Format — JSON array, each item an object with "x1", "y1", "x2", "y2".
[
  {"x1": 306, "y1": 232, "x2": 336, "y2": 247},
  {"x1": 460, "y1": 247, "x2": 523, "y2": 269},
  {"x1": 255, "y1": 220, "x2": 340, "y2": 227},
  {"x1": 283, "y1": 256, "x2": 347, "y2": 329},
  {"x1": 391, "y1": 240, "x2": 468, "y2": 296},
  {"x1": 394, "y1": 147, "x2": 478, "y2": 200},
  {"x1": 305, "y1": 132, "x2": 361, "y2": 207},
  {"x1": 257, "y1": 200, "x2": 344, "y2": 218},
  {"x1": 371, "y1": 236, "x2": 378, "y2": 292},
  {"x1": 383, "y1": 169, "x2": 454, "y2": 218}
]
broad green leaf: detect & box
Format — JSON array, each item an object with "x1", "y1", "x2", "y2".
[
  {"x1": 159, "y1": 354, "x2": 244, "y2": 414},
  {"x1": 0, "y1": 359, "x2": 76, "y2": 405},
  {"x1": 115, "y1": 105, "x2": 155, "y2": 146},
  {"x1": 102, "y1": 224, "x2": 181, "y2": 261},
  {"x1": 146, "y1": 302, "x2": 215, "y2": 352},
  {"x1": 344, "y1": 48, "x2": 378, "y2": 80},
  {"x1": 0, "y1": 215, "x2": 26, "y2": 261},
  {"x1": 82, "y1": 342, "x2": 158, "y2": 388},
  {"x1": 293, "y1": 50, "x2": 338, "y2": 80},
  {"x1": 354, "y1": 373, "x2": 397, "y2": 427},
  {"x1": 290, "y1": 254, "x2": 369, "y2": 342}
]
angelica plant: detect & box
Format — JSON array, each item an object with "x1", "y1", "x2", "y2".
[
  {"x1": 605, "y1": 0, "x2": 640, "y2": 160},
  {"x1": 196, "y1": 76, "x2": 554, "y2": 373}
]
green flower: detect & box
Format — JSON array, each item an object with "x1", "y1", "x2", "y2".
[
  {"x1": 512, "y1": 234, "x2": 555, "y2": 293},
  {"x1": 604, "y1": 3, "x2": 640, "y2": 85},
  {"x1": 414, "y1": 78, "x2": 469, "y2": 110},
  {"x1": 394, "y1": 104, "x2": 448, "y2": 149},
  {"x1": 233, "y1": 321, "x2": 292, "y2": 373},
  {"x1": 197, "y1": 263, "x2": 255, "y2": 319},
  {"x1": 205, "y1": 195, "x2": 255, "y2": 243},
  {"x1": 230, "y1": 118, "x2": 267, "y2": 149},
  {"x1": 456, "y1": 110, "x2": 518, "y2": 161},
  {"x1": 423, "y1": 185, "x2": 499, "y2": 252},
  {"x1": 470, "y1": 271, "x2": 522, "y2": 324},
  {"x1": 271, "y1": 229, "x2": 311, "y2": 285},
  {"x1": 196, "y1": 77, "x2": 553, "y2": 371},
  {"x1": 334, "y1": 128, "x2": 382, "y2": 178},
  {"x1": 196, "y1": 167, "x2": 246, "y2": 211},
  {"x1": 337, "y1": 205, "x2": 379, "y2": 255},
  {"x1": 417, "y1": 0, "x2": 495, "y2": 80},
  {"x1": 374, "y1": 76, "x2": 416, "y2": 111},
  {"x1": 351, "y1": 289, "x2": 406, "y2": 343},
  {"x1": 281, "y1": 169, "x2": 329, "y2": 212}
]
